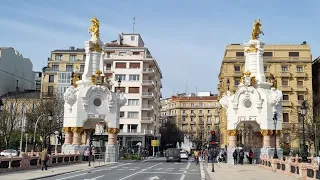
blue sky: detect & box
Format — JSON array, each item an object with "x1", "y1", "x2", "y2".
[{"x1": 0, "y1": 0, "x2": 319, "y2": 98}]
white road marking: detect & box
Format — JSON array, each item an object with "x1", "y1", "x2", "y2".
[
  {"x1": 140, "y1": 172, "x2": 198, "y2": 175},
  {"x1": 179, "y1": 162, "x2": 191, "y2": 180},
  {"x1": 56, "y1": 172, "x2": 88, "y2": 180},
  {"x1": 117, "y1": 169, "x2": 124, "y2": 170},
  {"x1": 129, "y1": 169, "x2": 135, "y2": 170},
  {"x1": 118, "y1": 163, "x2": 162, "y2": 180},
  {"x1": 84, "y1": 175, "x2": 104, "y2": 180},
  {"x1": 154, "y1": 168, "x2": 163, "y2": 170}
]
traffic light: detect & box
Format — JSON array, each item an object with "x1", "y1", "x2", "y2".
[{"x1": 210, "y1": 130, "x2": 216, "y2": 146}]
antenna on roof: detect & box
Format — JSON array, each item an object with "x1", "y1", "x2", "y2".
[{"x1": 133, "y1": 17, "x2": 136, "y2": 34}]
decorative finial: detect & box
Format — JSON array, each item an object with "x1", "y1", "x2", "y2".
[
  {"x1": 250, "y1": 18, "x2": 264, "y2": 40},
  {"x1": 89, "y1": 15, "x2": 100, "y2": 41}
]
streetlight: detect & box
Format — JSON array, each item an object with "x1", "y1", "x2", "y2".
[
  {"x1": 226, "y1": 78, "x2": 230, "y2": 91},
  {"x1": 273, "y1": 112, "x2": 278, "y2": 159},
  {"x1": 33, "y1": 112, "x2": 54, "y2": 152},
  {"x1": 300, "y1": 100, "x2": 308, "y2": 163},
  {"x1": 47, "y1": 111, "x2": 53, "y2": 154},
  {"x1": 25, "y1": 133, "x2": 28, "y2": 154}
]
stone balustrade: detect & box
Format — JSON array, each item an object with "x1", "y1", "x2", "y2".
[
  {"x1": 0, "y1": 153, "x2": 81, "y2": 173},
  {"x1": 260, "y1": 154, "x2": 319, "y2": 180}
]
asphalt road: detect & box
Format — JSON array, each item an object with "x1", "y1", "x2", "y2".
[{"x1": 40, "y1": 158, "x2": 202, "y2": 180}]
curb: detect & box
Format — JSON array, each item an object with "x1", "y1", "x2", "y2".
[{"x1": 27, "y1": 163, "x2": 113, "y2": 180}]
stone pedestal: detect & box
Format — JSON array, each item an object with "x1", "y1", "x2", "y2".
[
  {"x1": 227, "y1": 130, "x2": 238, "y2": 165},
  {"x1": 261, "y1": 130, "x2": 272, "y2": 148},
  {"x1": 105, "y1": 128, "x2": 120, "y2": 162}
]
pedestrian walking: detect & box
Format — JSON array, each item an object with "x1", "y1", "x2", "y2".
[
  {"x1": 41, "y1": 148, "x2": 48, "y2": 171},
  {"x1": 248, "y1": 150, "x2": 254, "y2": 164},
  {"x1": 239, "y1": 149, "x2": 244, "y2": 165},
  {"x1": 233, "y1": 150, "x2": 238, "y2": 165},
  {"x1": 194, "y1": 150, "x2": 199, "y2": 165}
]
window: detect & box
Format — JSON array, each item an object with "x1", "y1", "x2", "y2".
[
  {"x1": 191, "y1": 103, "x2": 194, "y2": 107},
  {"x1": 283, "y1": 113, "x2": 289, "y2": 122},
  {"x1": 199, "y1": 102, "x2": 203, "y2": 107},
  {"x1": 283, "y1": 94, "x2": 289, "y2": 101},
  {"x1": 297, "y1": 79, "x2": 304, "y2": 86},
  {"x1": 57, "y1": 86, "x2": 68, "y2": 94},
  {"x1": 58, "y1": 72, "x2": 72, "y2": 84},
  {"x1": 182, "y1": 117, "x2": 186, "y2": 122},
  {"x1": 55, "y1": 54, "x2": 62, "y2": 61},
  {"x1": 128, "y1": 124, "x2": 138, "y2": 132},
  {"x1": 289, "y1": 52, "x2": 299, "y2": 57},
  {"x1": 264, "y1": 65, "x2": 268, "y2": 72},
  {"x1": 236, "y1": 52, "x2": 244, "y2": 57},
  {"x1": 115, "y1": 62, "x2": 126, "y2": 68},
  {"x1": 182, "y1": 110, "x2": 186, "y2": 114},
  {"x1": 234, "y1": 65, "x2": 241, "y2": 72},
  {"x1": 234, "y1": 78, "x2": 240, "y2": 85},
  {"x1": 48, "y1": 86, "x2": 54, "y2": 96},
  {"x1": 191, "y1": 110, "x2": 194, "y2": 114},
  {"x1": 52, "y1": 65, "x2": 59, "y2": 71},
  {"x1": 298, "y1": 95, "x2": 304, "y2": 101},
  {"x1": 282, "y1": 78, "x2": 289, "y2": 86},
  {"x1": 106, "y1": 64, "x2": 111, "y2": 70},
  {"x1": 207, "y1": 110, "x2": 211, "y2": 113},
  {"x1": 66, "y1": 65, "x2": 73, "y2": 72},
  {"x1": 133, "y1": 52, "x2": 140, "y2": 55},
  {"x1": 127, "y1": 112, "x2": 139, "y2": 119},
  {"x1": 119, "y1": 52, "x2": 126, "y2": 56},
  {"x1": 191, "y1": 117, "x2": 194, "y2": 122},
  {"x1": 115, "y1": 74, "x2": 126, "y2": 81},
  {"x1": 129, "y1": 75, "x2": 140, "y2": 81},
  {"x1": 263, "y1": 52, "x2": 273, "y2": 57},
  {"x1": 106, "y1": 53, "x2": 111, "y2": 58},
  {"x1": 128, "y1": 99, "x2": 139, "y2": 106},
  {"x1": 183, "y1": 103, "x2": 186, "y2": 107},
  {"x1": 69, "y1": 55, "x2": 76, "y2": 61},
  {"x1": 128, "y1": 87, "x2": 140, "y2": 93},
  {"x1": 80, "y1": 65, "x2": 85, "y2": 72},
  {"x1": 120, "y1": 112, "x2": 125, "y2": 118},
  {"x1": 49, "y1": 75, "x2": 54, "y2": 83},
  {"x1": 131, "y1": 36, "x2": 135, "y2": 40},
  {"x1": 129, "y1": 63, "x2": 140, "y2": 69},
  {"x1": 297, "y1": 66, "x2": 303, "y2": 72},
  {"x1": 281, "y1": 65, "x2": 288, "y2": 72},
  {"x1": 199, "y1": 110, "x2": 203, "y2": 114}
]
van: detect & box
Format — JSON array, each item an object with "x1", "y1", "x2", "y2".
[{"x1": 166, "y1": 148, "x2": 181, "y2": 162}]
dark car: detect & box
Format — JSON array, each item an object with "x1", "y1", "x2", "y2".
[{"x1": 166, "y1": 148, "x2": 181, "y2": 162}]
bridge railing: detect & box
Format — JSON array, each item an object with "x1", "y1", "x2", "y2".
[
  {"x1": 0, "y1": 153, "x2": 81, "y2": 173},
  {"x1": 260, "y1": 154, "x2": 319, "y2": 180}
]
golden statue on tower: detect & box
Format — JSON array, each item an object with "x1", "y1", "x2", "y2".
[
  {"x1": 89, "y1": 16, "x2": 100, "y2": 41},
  {"x1": 250, "y1": 18, "x2": 264, "y2": 40}
]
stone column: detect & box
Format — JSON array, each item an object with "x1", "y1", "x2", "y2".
[
  {"x1": 228, "y1": 130, "x2": 238, "y2": 148},
  {"x1": 71, "y1": 127, "x2": 83, "y2": 145},
  {"x1": 62, "y1": 127, "x2": 73, "y2": 145},
  {"x1": 261, "y1": 130, "x2": 272, "y2": 148},
  {"x1": 105, "y1": 128, "x2": 120, "y2": 162}
]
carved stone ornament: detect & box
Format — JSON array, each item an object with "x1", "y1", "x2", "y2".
[
  {"x1": 228, "y1": 130, "x2": 238, "y2": 136},
  {"x1": 82, "y1": 97, "x2": 89, "y2": 109},
  {"x1": 232, "y1": 86, "x2": 263, "y2": 114},
  {"x1": 62, "y1": 127, "x2": 71, "y2": 133},
  {"x1": 107, "y1": 128, "x2": 120, "y2": 134},
  {"x1": 64, "y1": 86, "x2": 78, "y2": 113},
  {"x1": 260, "y1": 129, "x2": 273, "y2": 136},
  {"x1": 269, "y1": 88, "x2": 282, "y2": 106},
  {"x1": 71, "y1": 127, "x2": 83, "y2": 133},
  {"x1": 219, "y1": 91, "x2": 231, "y2": 109}
]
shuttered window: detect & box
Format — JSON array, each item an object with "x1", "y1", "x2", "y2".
[
  {"x1": 115, "y1": 62, "x2": 126, "y2": 68},
  {"x1": 129, "y1": 87, "x2": 140, "y2": 93}
]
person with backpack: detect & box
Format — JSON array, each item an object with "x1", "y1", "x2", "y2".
[
  {"x1": 239, "y1": 149, "x2": 244, "y2": 165},
  {"x1": 233, "y1": 150, "x2": 238, "y2": 165}
]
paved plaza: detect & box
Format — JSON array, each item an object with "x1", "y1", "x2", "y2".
[{"x1": 205, "y1": 162, "x2": 300, "y2": 180}]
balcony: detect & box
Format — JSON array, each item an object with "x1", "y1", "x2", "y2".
[
  {"x1": 105, "y1": 67, "x2": 113, "y2": 73},
  {"x1": 280, "y1": 86, "x2": 292, "y2": 92},
  {"x1": 44, "y1": 68, "x2": 59, "y2": 74},
  {"x1": 295, "y1": 72, "x2": 307, "y2": 78},
  {"x1": 167, "y1": 113, "x2": 176, "y2": 117},
  {"x1": 282, "y1": 101, "x2": 292, "y2": 107},
  {"x1": 142, "y1": 68, "x2": 155, "y2": 75},
  {"x1": 280, "y1": 72, "x2": 292, "y2": 77},
  {"x1": 233, "y1": 71, "x2": 242, "y2": 77},
  {"x1": 142, "y1": 80, "x2": 155, "y2": 86},
  {"x1": 190, "y1": 113, "x2": 196, "y2": 117},
  {"x1": 141, "y1": 105, "x2": 154, "y2": 111},
  {"x1": 182, "y1": 113, "x2": 188, "y2": 117},
  {"x1": 296, "y1": 86, "x2": 308, "y2": 92},
  {"x1": 198, "y1": 113, "x2": 204, "y2": 117},
  {"x1": 141, "y1": 117, "x2": 154, "y2": 124},
  {"x1": 141, "y1": 92, "x2": 155, "y2": 99},
  {"x1": 206, "y1": 113, "x2": 212, "y2": 117}
]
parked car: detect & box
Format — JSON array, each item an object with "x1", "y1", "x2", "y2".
[
  {"x1": 166, "y1": 148, "x2": 181, "y2": 162},
  {"x1": 180, "y1": 150, "x2": 188, "y2": 160},
  {"x1": 0, "y1": 149, "x2": 18, "y2": 157}
]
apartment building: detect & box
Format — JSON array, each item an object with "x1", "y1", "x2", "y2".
[
  {"x1": 0, "y1": 47, "x2": 35, "y2": 96},
  {"x1": 41, "y1": 33, "x2": 163, "y2": 149},
  {"x1": 34, "y1": 71, "x2": 42, "y2": 91},
  {"x1": 218, "y1": 42, "x2": 313, "y2": 148},
  {"x1": 160, "y1": 92, "x2": 219, "y2": 146}
]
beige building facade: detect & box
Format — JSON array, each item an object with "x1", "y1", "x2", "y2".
[{"x1": 218, "y1": 42, "x2": 313, "y2": 148}]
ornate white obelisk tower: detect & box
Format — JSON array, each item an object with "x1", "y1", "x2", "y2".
[
  {"x1": 219, "y1": 19, "x2": 283, "y2": 164},
  {"x1": 62, "y1": 16, "x2": 126, "y2": 162}
]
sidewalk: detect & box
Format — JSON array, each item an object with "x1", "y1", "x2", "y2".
[
  {"x1": 0, "y1": 162, "x2": 112, "y2": 180},
  {"x1": 204, "y1": 162, "x2": 300, "y2": 180}
]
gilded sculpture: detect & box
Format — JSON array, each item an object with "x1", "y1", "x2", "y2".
[
  {"x1": 89, "y1": 42, "x2": 102, "y2": 52},
  {"x1": 245, "y1": 44, "x2": 258, "y2": 53},
  {"x1": 270, "y1": 73, "x2": 277, "y2": 88},
  {"x1": 72, "y1": 73, "x2": 80, "y2": 88},
  {"x1": 91, "y1": 70, "x2": 105, "y2": 85},
  {"x1": 88, "y1": 16, "x2": 100, "y2": 41},
  {"x1": 250, "y1": 18, "x2": 264, "y2": 40},
  {"x1": 228, "y1": 130, "x2": 238, "y2": 136},
  {"x1": 108, "y1": 128, "x2": 120, "y2": 134}
]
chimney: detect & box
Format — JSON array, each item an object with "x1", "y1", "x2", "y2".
[{"x1": 69, "y1": 46, "x2": 75, "y2": 50}]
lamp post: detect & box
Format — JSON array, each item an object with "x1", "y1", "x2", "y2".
[
  {"x1": 300, "y1": 100, "x2": 308, "y2": 163},
  {"x1": 273, "y1": 112, "x2": 278, "y2": 159},
  {"x1": 25, "y1": 133, "x2": 28, "y2": 154},
  {"x1": 47, "y1": 111, "x2": 53, "y2": 154},
  {"x1": 33, "y1": 113, "x2": 52, "y2": 152}
]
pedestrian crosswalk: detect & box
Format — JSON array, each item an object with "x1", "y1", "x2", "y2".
[{"x1": 103, "y1": 166, "x2": 199, "y2": 172}]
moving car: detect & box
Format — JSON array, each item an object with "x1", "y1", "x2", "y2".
[
  {"x1": 166, "y1": 148, "x2": 181, "y2": 162},
  {"x1": 0, "y1": 149, "x2": 18, "y2": 157},
  {"x1": 180, "y1": 150, "x2": 188, "y2": 160}
]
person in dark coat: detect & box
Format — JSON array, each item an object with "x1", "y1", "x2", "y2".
[
  {"x1": 233, "y1": 150, "x2": 238, "y2": 165},
  {"x1": 239, "y1": 149, "x2": 244, "y2": 165}
]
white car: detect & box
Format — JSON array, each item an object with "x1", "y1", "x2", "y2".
[
  {"x1": 180, "y1": 151, "x2": 188, "y2": 160},
  {"x1": 0, "y1": 149, "x2": 18, "y2": 157}
]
